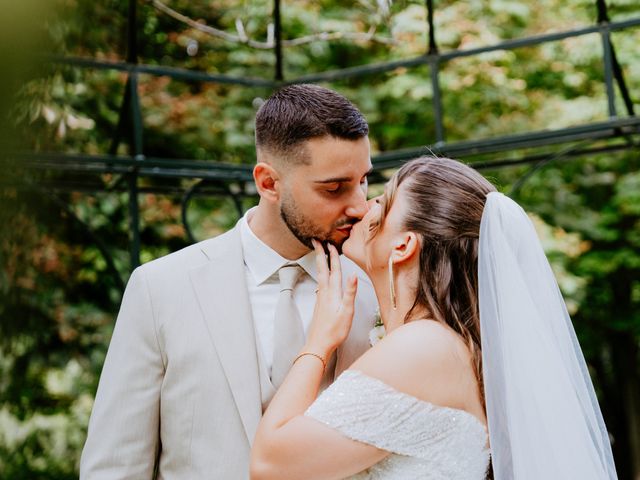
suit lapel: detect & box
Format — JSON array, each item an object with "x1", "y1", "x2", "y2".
[{"x1": 189, "y1": 227, "x2": 262, "y2": 445}]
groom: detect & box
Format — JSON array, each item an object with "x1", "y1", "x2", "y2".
[{"x1": 80, "y1": 84, "x2": 378, "y2": 479}]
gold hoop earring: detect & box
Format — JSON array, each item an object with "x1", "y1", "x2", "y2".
[{"x1": 388, "y1": 255, "x2": 397, "y2": 310}]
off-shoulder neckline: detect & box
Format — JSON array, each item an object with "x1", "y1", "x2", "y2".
[{"x1": 341, "y1": 369, "x2": 488, "y2": 434}]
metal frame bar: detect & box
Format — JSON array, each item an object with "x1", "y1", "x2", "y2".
[
  {"x1": 601, "y1": 28, "x2": 618, "y2": 117},
  {"x1": 126, "y1": 0, "x2": 142, "y2": 270},
  {"x1": 425, "y1": 0, "x2": 444, "y2": 143},
  {"x1": 49, "y1": 17, "x2": 640, "y2": 86},
  {"x1": 273, "y1": 0, "x2": 283, "y2": 81},
  {"x1": 13, "y1": 137, "x2": 636, "y2": 195},
  {"x1": 13, "y1": 116, "x2": 640, "y2": 177},
  {"x1": 371, "y1": 117, "x2": 640, "y2": 168}
]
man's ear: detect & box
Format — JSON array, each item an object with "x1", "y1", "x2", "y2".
[
  {"x1": 391, "y1": 231, "x2": 420, "y2": 265},
  {"x1": 253, "y1": 162, "x2": 281, "y2": 202}
]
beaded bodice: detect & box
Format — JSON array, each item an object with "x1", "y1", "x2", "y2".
[{"x1": 305, "y1": 370, "x2": 490, "y2": 479}]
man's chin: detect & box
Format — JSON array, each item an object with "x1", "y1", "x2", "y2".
[{"x1": 325, "y1": 234, "x2": 349, "y2": 254}]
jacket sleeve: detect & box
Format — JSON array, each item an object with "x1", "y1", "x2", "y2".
[{"x1": 80, "y1": 266, "x2": 165, "y2": 479}]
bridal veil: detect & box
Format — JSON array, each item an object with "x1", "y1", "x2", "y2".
[{"x1": 478, "y1": 192, "x2": 617, "y2": 479}]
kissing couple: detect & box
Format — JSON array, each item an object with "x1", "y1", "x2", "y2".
[{"x1": 81, "y1": 85, "x2": 617, "y2": 479}]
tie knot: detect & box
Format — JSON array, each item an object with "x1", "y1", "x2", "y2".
[{"x1": 278, "y1": 263, "x2": 303, "y2": 291}]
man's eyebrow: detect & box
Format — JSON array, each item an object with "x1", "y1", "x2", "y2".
[
  {"x1": 314, "y1": 176, "x2": 352, "y2": 184},
  {"x1": 313, "y1": 167, "x2": 373, "y2": 184}
]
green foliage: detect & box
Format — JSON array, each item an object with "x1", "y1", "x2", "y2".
[{"x1": 2, "y1": 0, "x2": 640, "y2": 477}]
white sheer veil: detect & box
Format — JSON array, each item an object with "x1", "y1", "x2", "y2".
[{"x1": 478, "y1": 192, "x2": 617, "y2": 479}]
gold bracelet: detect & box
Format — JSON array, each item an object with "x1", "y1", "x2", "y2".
[{"x1": 293, "y1": 352, "x2": 326, "y2": 371}]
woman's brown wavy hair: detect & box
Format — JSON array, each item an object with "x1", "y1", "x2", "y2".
[{"x1": 370, "y1": 156, "x2": 496, "y2": 410}]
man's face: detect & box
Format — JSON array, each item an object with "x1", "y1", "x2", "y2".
[{"x1": 278, "y1": 135, "x2": 371, "y2": 252}]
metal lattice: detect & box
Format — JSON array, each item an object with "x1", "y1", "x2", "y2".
[{"x1": 7, "y1": 0, "x2": 640, "y2": 282}]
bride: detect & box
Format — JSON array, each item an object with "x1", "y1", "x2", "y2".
[{"x1": 250, "y1": 156, "x2": 617, "y2": 479}]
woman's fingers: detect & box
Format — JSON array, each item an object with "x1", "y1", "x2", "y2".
[
  {"x1": 312, "y1": 239, "x2": 329, "y2": 287},
  {"x1": 308, "y1": 242, "x2": 356, "y2": 349},
  {"x1": 341, "y1": 275, "x2": 358, "y2": 316},
  {"x1": 328, "y1": 243, "x2": 340, "y2": 273},
  {"x1": 312, "y1": 240, "x2": 349, "y2": 303},
  {"x1": 327, "y1": 243, "x2": 342, "y2": 295}
]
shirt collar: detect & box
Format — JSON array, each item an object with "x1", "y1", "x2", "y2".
[{"x1": 240, "y1": 208, "x2": 317, "y2": 285}]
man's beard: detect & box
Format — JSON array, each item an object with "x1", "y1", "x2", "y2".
[{"x1": 279, "y1": 194, "x2": 353, "y2": 253}]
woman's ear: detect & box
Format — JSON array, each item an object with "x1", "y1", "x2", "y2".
[
  {"x1": 391, "y1": 231, "x2": 420, "y2": 265},
  {"x1": 253, "y1": 162, "x2": 280, "y2": 202}
]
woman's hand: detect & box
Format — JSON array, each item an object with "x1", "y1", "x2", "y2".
[
  {"x1": 304, "y1": 239, "x2": 358, "y2": 360},
  {"x1": 251, "y1": 241, "x2": 389, "y2": 480}
]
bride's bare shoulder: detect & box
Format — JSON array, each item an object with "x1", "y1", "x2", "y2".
[
  {"x1": 356, "y1": 319, "x2": 465, "y2": 367},
  {"x1": 349, "y1": 319, "x2": 475, "y2": 406},
  {"x1": 389, "y1": 318, "x2": 460, "y2": 350}
]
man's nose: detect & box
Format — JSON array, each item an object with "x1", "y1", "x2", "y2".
[{"x1": 345, "y1": 185, "x2": 368, "y2": 219}]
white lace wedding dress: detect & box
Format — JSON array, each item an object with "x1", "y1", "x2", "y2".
[{"x1": 305, "y1": 370, "x2": 490, "y2": 479}]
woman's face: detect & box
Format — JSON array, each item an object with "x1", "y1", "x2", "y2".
[{"x1": 342, "y1": 184, "x2": 408, "y2": 273}]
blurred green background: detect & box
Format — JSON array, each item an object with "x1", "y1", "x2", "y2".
[{"x1": 1, "y1": 0, "x2": 639, "y2": 478}]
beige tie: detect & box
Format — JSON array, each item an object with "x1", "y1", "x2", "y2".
[{"x1": 271, "y1": 263, "x2": 305, "y2": 388}]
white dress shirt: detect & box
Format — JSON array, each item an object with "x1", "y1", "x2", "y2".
[{"x1": 239, "y1": 208, "x2": 318, "y2": 375}]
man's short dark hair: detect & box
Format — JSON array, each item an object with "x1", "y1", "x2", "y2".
[{"x1": 255, "y1": 84, "x2": 369, "y2": 164}]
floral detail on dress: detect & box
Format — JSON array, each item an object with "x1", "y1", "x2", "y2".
[{"x1": 368, "y1": 309, "x2": 386, "y2": 346}]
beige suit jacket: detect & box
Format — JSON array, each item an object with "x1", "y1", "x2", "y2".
[{"x1": 80, "y1": 224, "x2": 377, "y2": 479}]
